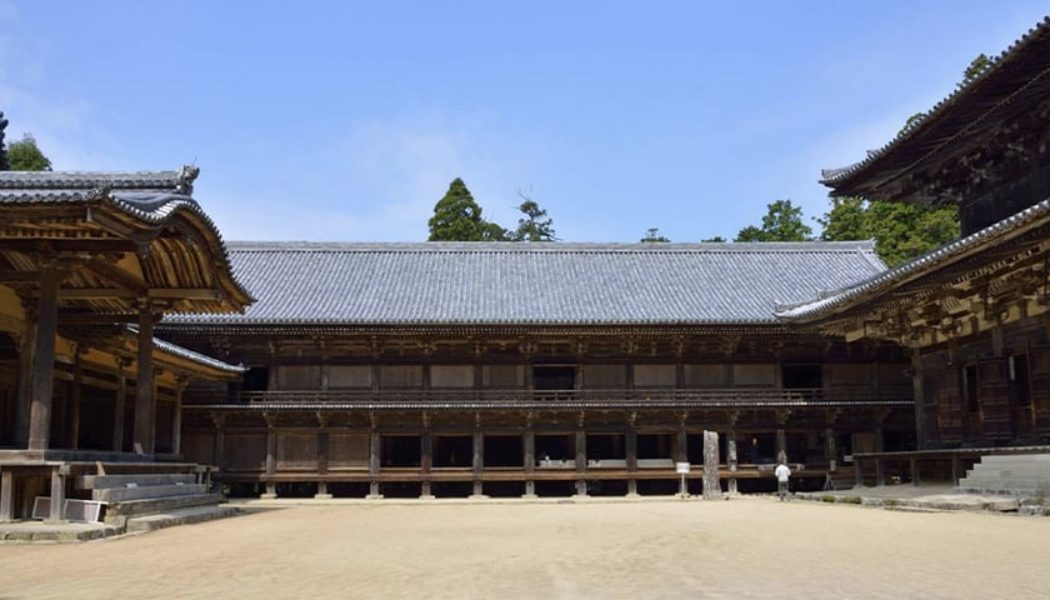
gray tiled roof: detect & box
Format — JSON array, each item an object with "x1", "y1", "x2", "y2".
[
  {"x1": 165, "y1": 241, "x2": 885, "y2": 326},
  {"x1": 776, "y1": 197, "x2": 1050, "y2": 321}
]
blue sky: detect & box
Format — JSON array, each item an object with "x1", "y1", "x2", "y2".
[{"x1": 1, "y1": 1, "x2": 1047, "y2": 242}]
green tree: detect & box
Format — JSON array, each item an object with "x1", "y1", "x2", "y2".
[
  {"x1": 818, "y1": 197, "x2": 959, "y2": 266},
  {"x1": 7, "y1": 133, "x2": 52, "y2": 171},
  {"x1": 734, "y1": 199, "x2": 813, "y2": 242},
  {"x1": 512, "y1": 193, "x2": 557, "y2": 241},
  {"x1": 640, "y1": 227, "x2": 670, "y2": 243},
  {"x1": 817, "y1": 197, "x2": 870, "y2": 242},
  {"x1": 427, "y1": 178, "x2": 507, "y2": 241},
  {"x1": 702, "y1": 236, "x2": 726, "y2": 243}
]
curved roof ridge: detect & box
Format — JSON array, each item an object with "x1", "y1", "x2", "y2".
[{"x1": 820, "y1": 14, "x2": 1050, "y2": 188}]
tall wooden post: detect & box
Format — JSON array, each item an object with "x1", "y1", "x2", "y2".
[
  {"x1": 626, "y1": 419, "x2": 638, "y2": 496},
  {"x1": 132, "y1": 305, "x2": 156, "y2": 455},
  {"x1": 574, "y1": 428, "x2": 587, "y2": 496},
  {"x1": 13, "y1": 315, "x2": 36, "y2": 448},
  {"x1": 172, "y1": 378, "x2": 186, "y2": 456},
  {"x1": 775, "y1": 409, "x2": 789, "y2": 463},
  {"x1": 315, "y1": 412, "x2": 332, "y2": 499},
  {"x1": 0, "y1": 469, "x2": 14, "y2": 522},
  {"x1": 368, "y1": 427, "x2": 382, "y2": 499},
  {"x1": 67, "y1": 348, "x2": 83, "y2": 449},
  {"x1": 911, "y1": 348, "x2": 927, "y2": 450},
  {"x1": 210, "y1": 412, "x2": 226, "y2": 471},
  {"x1": 27, "y1": 266, "x2": 59, "y2": 452},
  {"x1": 523, "y1": 424, "x2": 536, "y2": 498},
  {"x1": 420, "y1": 420, "x2": 434, "y2": 499},
  {"x1": 471, "y1": 427, "x2": 485, "y2": 498},
  {"x1": 727, "y1": 427, "x2": 739, "y2": 495},
  {"x1": 262, "y1": 413, "x2": 277, "y2": 499},
  {"x1": 47, "y1": 466, "x2": 66, "y2": 522},
  {"x1": 112, "y1": 358, "x2": 128, "y2": 452}
]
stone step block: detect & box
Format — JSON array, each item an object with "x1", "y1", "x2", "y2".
[
  {"x1": 92, "y1": 484, "x2": 208, "y2": 503},
  {"x1": 105, "y1": 494, "x2": 224, "y2": 520},
  {"x1": 125, "y1": 505, "x2": 239, "y2": 533},
  {"x1": 77, "y1": 473, "x2": 197, "y2": 490}
]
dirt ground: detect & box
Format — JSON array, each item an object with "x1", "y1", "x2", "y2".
[{"x1": 1, "y1": 498, "x2": 1048, "y2": 599}]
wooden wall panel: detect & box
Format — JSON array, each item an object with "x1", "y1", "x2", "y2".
[
  {"x1": 683, "y1": 364, "x2": 727, "y2": 388},
  {"x1": 182, "y1": 432, "x2": 215, "y2": 466},
  {"x1": 933, "y1": 369, "x2": 963, "y2": 444},
  {"x1": 328, "y1": 433, "x2": 369, "y2": 468},
  {"x1": 277, "y1": 432, "x2": 318, "y2": 470},
  {"x1": 979, "y1": 358, "x2": 1011, "y2": 441},
  {"x1": 1031, "y1": 346, "x2": 1050, "y2": 433},
  {"x1": 328, "y1": 366, "x2": 372, "y2": 389},
  {"x1": 482, "y1": 365, "x2": 523, "y2": 388},
  {"x1": 225, "y1": 433, "x2": 266, "y2": 471},
  {"x1": 431, "y1": 365, "x2": 474, "y2": 388},
  {"x1": 633, "y1": 364, "x2": 676, "y2": 388},
  {"x1": 581, "y1": 364, "x2": 626, "y2": 389}
]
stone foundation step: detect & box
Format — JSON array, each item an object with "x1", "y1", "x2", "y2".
[
  {"x1": 92, "y1": 483, "x2": 208, "y2": 503},
  {"x1": 105, "y1": 494, "x2": 224, "y2": 520},
  {"x1": 979, "y1": 454, "x2": 1050, "y2": 464},
  {"x1": 77, "y1": 473, "x2": 198, "y2": 489},
  {"x1": 125, "y1": 505, "x2": 239, "y2": 533}
]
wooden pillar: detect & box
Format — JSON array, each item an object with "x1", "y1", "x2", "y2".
[
  {"x1": 27, "y1": 266, "x2": 59, "y2": 452},
  {"x1": 574, "y1": 428, "x2": 587, "y2": 496},
  {"x1": 626, "y1": 425, "x2": 638, "y2": 495},
  {"x1": 420, "y1": 426, "x2": 433, "y2": 499},
  {"x1": 211, "y1": 412, "x2": 226, "y2": 471},
  {"x1": 112, "y1": 359, "x2": 128, "y2": 452},
  {"x1": 775, "y1": 409, "x2": 788, "y2": 463},
  {"x1": 675, "y1": 426, "x2": 688, "y2": 463},
  {"x1": 368, "y1": 428, "x2": 382, "y2": 499},
  {"x1": 951, "y1": 456, "x2": 961, "y2": 486},
  {"x1": 855, "y1": 457, "x2": 864, "y2": 487},
  {"x1": 132, "y1": 306, "x2": 156, "y2": 455},
  {"x1": 911, "y1": 456, "x2": 920, "y2": 487},
  {"x1": 523, "y1": 425, "x2": 536, "y2": 497},
  {"x1": 316, "y1": 413, "x2": 331, "y2": 499},
  {"x1": 471, "y1": 429, "x2": 484, "y2": 497},
  {"x1": 47, "y1": 467, "x2": 66, "y2": 522},
  {"x1": 171, "y1": 378, "x2": 186, "y2": 456},
  {"x1": 0, "y1": 469, "x2": 14, "y2": 522},
  {"x1": 67, "y1": 348, "x2": 83, "y2": 449},
  {"x1": 825, "y1": 427, "x2": 837, "y2": 471},
  {"x1": 13, "y1": 319, "x2": 35, "y2": 448},
  {"x1": 911, "y1": 348, "x2": 927, "y2": 450},
  {"x1": 727, "y1": 427, "x2": 738, "y2": 495},
  {"x1": 262, "y1": 414, "x2": 277, "y2": 499}
]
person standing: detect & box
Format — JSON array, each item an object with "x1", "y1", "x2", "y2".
[{"x1": 774, "y1": 461, "x2": 791, "y2": 501}]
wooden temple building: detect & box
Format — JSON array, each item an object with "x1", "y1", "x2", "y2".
[
  {"x1": 158, "y1": 241, "x2": 914, "y2": 499},
  {"x1": 0, "y1": 167, "x2": 252, "y2": 522},
  {"x1": 779, "y1": 16, "x2": 1050, "y2": 487}
]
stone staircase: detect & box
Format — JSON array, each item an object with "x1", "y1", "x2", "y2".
[
  {"x1": 76, "y1": 470, "x2": 237, "y2": 533},
  {"x1": 958, "y1": 454, "x2": 1050, "y2": 497}
]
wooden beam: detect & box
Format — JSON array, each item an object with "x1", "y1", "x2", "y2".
[
  {"x1": 57, "y1": 287, "x2": 221, "y2": 300},
  {"x1": 0, "y1": 239, "x2": 135, "y2": 254}
]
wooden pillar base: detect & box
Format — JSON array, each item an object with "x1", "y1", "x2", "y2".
[
  {"x1": 573, "y1": 479, "x2": 588, "y2": 497},
  {"x1": 366, "y1": 481, "x2": 383, "y2": 500},
  {"x1": 314, "y1": 481, "x2": 332, "y2": 500},
  {"x1": 627, "y1": 478, "x2": 639, "y2": 497},
  {"x1": 469, "y1": 480, "x2": 487, "y2": 499},
  {"x1": 261, "y1": 483, "x2": 277, "y2": 499},
  {"x1": 523, "y1": 480, "x2": 537, "y2": 498}
]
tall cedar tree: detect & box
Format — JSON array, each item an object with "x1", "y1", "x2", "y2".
[
  {"x1": 735, "y1": 199, "x2": 812, "y2": 242},
  {"x1": 513, "y1": 195, "x2": 557, "y2": 241},
  {"x1": 427, "y1": 178, "x2": 508, "y2": 241}
]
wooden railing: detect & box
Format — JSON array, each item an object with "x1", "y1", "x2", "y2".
[{"x1": 184, "y1": 386, "x2": 913, "y2": 409}]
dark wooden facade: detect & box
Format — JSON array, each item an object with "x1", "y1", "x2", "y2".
[{"x1": 166, "y1": 326, "x2": 914, "y2": 498}]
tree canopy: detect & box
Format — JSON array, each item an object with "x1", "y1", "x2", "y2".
[
  {"x1": 734, "y1": 199, "x2": 812, "y2": 242},
  {"x1": 0, "y1": 112, "x2": 9, "y2": 171},
  {"x1": 512, "y1": 194, "x2": 557, "y2": 241},
  {"x1": 640, "y1": 227, "x2": 670, "y2": 243},
  {"x1": 6, "y1": 133, "x2": 52, "y2": 171},
  {"x1": 818, "y1": 197, "x2": 959, "y2": 266},
  {"x1": 427, "y1": 178, "x2": 507, "y2": 241}
]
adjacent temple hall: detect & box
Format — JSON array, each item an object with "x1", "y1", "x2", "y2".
[{"x1": 1, "y1": 16, "x2": 1050, "y2": 520}]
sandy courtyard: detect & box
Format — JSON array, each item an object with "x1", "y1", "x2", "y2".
[{"x1": 1, "y1": 498, "x2": 1047, "y2": 599}]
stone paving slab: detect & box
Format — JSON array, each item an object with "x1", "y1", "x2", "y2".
[
  {"x1": 795, "y1": 485, "x2": 1049, "y2": 515},
  {"x1": 0, "y1": 521, "x2": 118, "y2": 543}
]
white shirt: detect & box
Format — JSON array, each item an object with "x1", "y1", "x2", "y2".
[{"x1": 774, "y1": 464, "x2": 791, "y2": 483}]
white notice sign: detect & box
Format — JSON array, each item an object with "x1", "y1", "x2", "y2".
[{"x1": 675, "y1": 462, "x2": 690, "y2": 474}]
